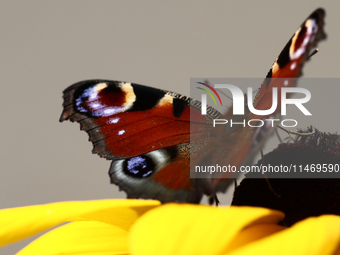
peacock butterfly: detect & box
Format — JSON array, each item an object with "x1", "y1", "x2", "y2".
[{"x1": 60, "y1": 8, "x2": 326, "y2": 204}]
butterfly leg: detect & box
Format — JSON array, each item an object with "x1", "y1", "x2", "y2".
[
  {"x1": 233, "y1": 179, "x2": 237, "y2": 188},
  {"x1": 232, "y1": 179, "x2": 238, "y2": 198},
  {"x1": 261, "y1": 150, "x2": 281, "y2": 198},
  {"x1": 277, "y1": 125, "x2": 315, "y2": 138},
  {"x1": 208, "y1": 194, "x2": 220, "y2": 206}
]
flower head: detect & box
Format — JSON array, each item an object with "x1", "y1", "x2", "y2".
[{"x1": 1, "y1": 200, "x2": 340, "y2": 254}]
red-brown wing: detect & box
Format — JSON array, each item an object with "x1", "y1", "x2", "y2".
[
  {"x1": 60, "y1": 79, "x2": 220, "y2": 203},
  {"x1": 60, "y1": 9, "x2": 327, "y2": 203},
  {"x1": 211, "y1": 8, "x2": 326, "y2": 190},
  {"x1": 254, "y1": 8, "x2": 326, "y2": 112}
]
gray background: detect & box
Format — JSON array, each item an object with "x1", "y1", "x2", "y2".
[{"x1": 1, "y1": 1, "x2": 339, "y2": 253}]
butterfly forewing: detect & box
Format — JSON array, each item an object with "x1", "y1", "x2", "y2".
[{"x1": 60, "y1": 79, "x2": 220, "y2": 203}]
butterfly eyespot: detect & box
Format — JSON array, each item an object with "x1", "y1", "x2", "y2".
[
  {"x1": 123, "y1": 155, "x2": 156, "y2": 178},
  {"x1": 72, "y1": 81, "x2": 135, "y2": 118}
]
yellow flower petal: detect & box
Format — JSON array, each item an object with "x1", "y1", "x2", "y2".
[
  {"x1": 75, "y1": 200, "x2": 161, "y2": 230},
  {"x1": 225, "y1": 223, "x2": 286, "y2": 252},
  {"x1": 17, "y1": 221, "x2": 128, "y2": 255},
  {"x1": 129, "y1": 204, "x2": 284, "y2": 255},
  {"x1": 0, "y1": 199, "x2": 160, "y2": 247},
  {"x1": 227, "y1": 215, "x2": 340, "y2": 255}
]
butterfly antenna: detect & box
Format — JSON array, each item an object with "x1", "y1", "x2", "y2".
[{"x1": 309, "y1": 48, "x2": 319, "y2": 58}]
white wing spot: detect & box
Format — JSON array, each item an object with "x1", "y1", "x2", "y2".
[
  {"x1": 108, "y1": 117, "x2": 120, "y2": 124},
  {"x1": 290, "y1": 62, "x2": 297, "y2": 70},
  {"x1": 118, "y1": 130, "x2": 125, "y2": 135},
  {"x1": 89, "y1": 102, "x2": 101, "y2": 109}
]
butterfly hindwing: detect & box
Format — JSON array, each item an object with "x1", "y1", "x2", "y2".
[{"x1": 109, "y1": 143, "x2": 203, "y2": 203}]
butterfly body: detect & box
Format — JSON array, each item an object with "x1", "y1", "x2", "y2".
[{"x1": 60, "y1": 9, "x2": 326, "y2": 203}]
